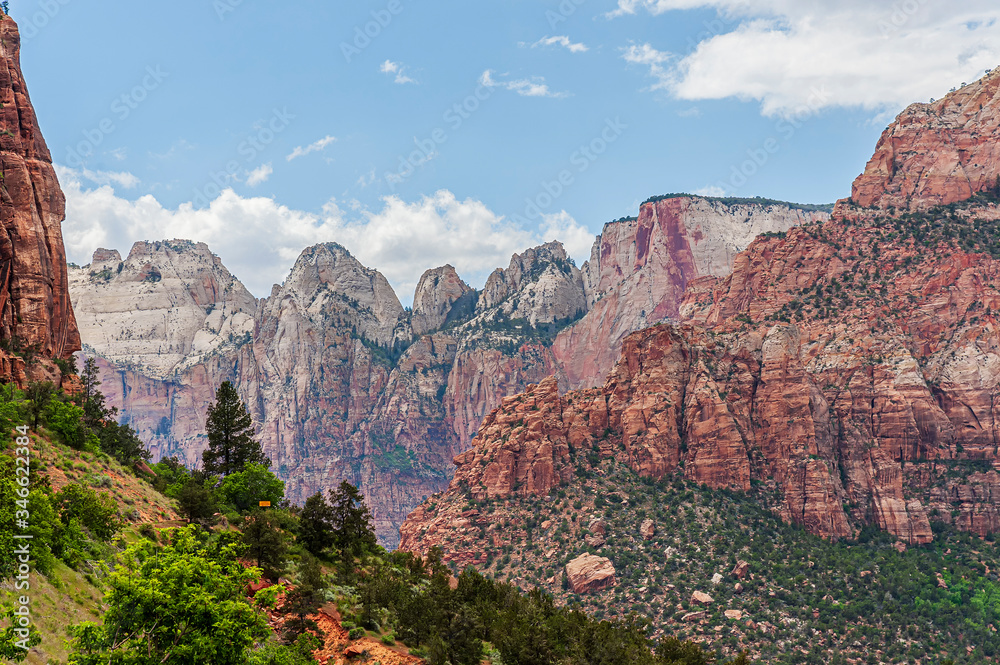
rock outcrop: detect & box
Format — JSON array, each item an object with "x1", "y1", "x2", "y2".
[
  {"x1": 565, "y1": 553, "x2": 616, "y2": 594},
  {"x1": 852, "y1": 68, "x2": 1000, "y2": 210},
  {"x1": 552, "y1": 198, "x2": 827, "y2": 389},
  {"x1": 0, "y1": 17, "x2": 80, "y2": 381},
  {"x1": 410, "y1": 265, "x2": 472, "y2": 336}
]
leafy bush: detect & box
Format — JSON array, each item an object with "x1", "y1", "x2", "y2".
[{"x1": 214, "y1": 462, "x2": 285, "y2": 513}]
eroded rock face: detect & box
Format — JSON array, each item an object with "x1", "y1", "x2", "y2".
[
  {"x1": 401, "y1": 199, "x2": 1000, "y2": 549},
  {"x1": 0, "y1": 17, "x2": 80, "y2": 381},
  {"x1": 552, "y1": 198, "x2": 826, "y2": 390},
  {"x1": 565, "y1": 553, "x2": 616, "y2": 594},
  {"x1": 852, "y1": 68, "x2": 1000, "y2": 210},
  {"x1": 411, "y1": 265, "x2": 472, "y2": 336}
]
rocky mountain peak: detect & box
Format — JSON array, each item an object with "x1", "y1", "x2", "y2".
[
  {"x1": 411, "y1": 265, "x2": 472, "y2": 336},
  {"x1": 69, "y1": 240, "x2": 256, "y2": 379},
  {"x1": 279, "y1": 242, "x2": 405, "y2": 345},
  {"x1": 478, "y1": 241, "x2": 587, "y2": 327},
  {"x1": 851, "y1": 66, "x2": 1000, "y2": 210}
]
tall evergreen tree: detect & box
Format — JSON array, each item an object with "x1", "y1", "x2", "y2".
[
  {"x1": 241, "y1": 509, "x2": 287, "y2": 580},
  {"x1": 202, "y1": 381, "x2": 268, "y2": 476},
  {"x1": 329, "y1": 481, "x2": 377, "y2": 557},
  {"x1": 79, "y1": 357, "x2": 108, "y2": 429},
  {"x1": 298, "y1": 492, "x2": 335, "y2": 556}
]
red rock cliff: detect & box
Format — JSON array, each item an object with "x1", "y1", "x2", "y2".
[
  {"x1": 0, "y1": 17, "x2": 80, "y2": 381},
  {"x1": 852, "y1": 67, "x2": 1000, "y2": 210}
]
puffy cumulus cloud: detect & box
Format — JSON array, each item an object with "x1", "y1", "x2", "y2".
[
  {"x1": 617, "y1": 0, "x2": 1000, "y2": 117},
  {"x1": 56, "y1": 167, "x2": 595, "y2": 304},
  {"x1": 540, "y1": 211, "x2": 596, "y2": 261}
]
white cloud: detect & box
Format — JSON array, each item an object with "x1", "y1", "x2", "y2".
[
  {"x1": 692, "y1": 185, "x2": 727, "y2": 197},
  {"x1": 479, "y1": 70, "x2": 569, "y2": 98},
  {"x1": 617, "y1": 1, "x2": 1000, "y2": 117},
  {"x1": 286, "y1": 135, "x2": 336, "y2": 162},
  {"x1": 539, "y1": 211, "x2": 595, "y2": 261},
  {"x1": 80, "y1": 169, "x2": 140, "y2": 189},
  {"x1": 356, "y1": 168, "x2": 376, "y2": 188},
  {"x1": 107, "y1": 148, "x2": 128, "y2": 162},
  {"x1": 380, "y1": 59, "x2": 416, "y2": 84},
  {"x1": 246, "y1": 163, "x2": 273, "y2": 187},
  {"x1": 531, "y1": 35, "x2": 589, "y2": 53},
  {"x1": 56, "y1": 166, "x2": 594, "y2": 303}
]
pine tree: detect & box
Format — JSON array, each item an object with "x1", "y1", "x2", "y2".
[
  {"x1": 298, "y1": 492, "x2": 335, "y2": 556},
  {"x1": 202, "y1": 381, "x2": 268, "y2": 476},
  {"x1": 241, "y1": 509, "x2": 287, "y2": 580},
  {"x1": 79, "y1": 357, "x2": 109, "y2": 429},
  {"x1": 329, "y1": 481, "x2": 377, "y2": 557}
]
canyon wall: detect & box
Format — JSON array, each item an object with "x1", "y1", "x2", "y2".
[
  {"x1": 0, "y1": 17, "x2": 79, "y2": 382},
  {"x1": 70, "y1": 200, "x2": 809, "y2": 546}
]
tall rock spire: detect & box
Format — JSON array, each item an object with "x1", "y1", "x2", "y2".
[{"x1": 0, "y1": 16, "x2": 81, "y2": 382}]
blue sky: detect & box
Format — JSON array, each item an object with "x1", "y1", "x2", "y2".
[{"x1": 12, "y1": 0, "x2": 1000, "y2": 300}]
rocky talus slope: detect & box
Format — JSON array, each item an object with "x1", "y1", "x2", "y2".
[
  {"x1": 71, "y1": 199, "x2": 808, "y2": 545},
  {"x1": 0, "y1": 17, "x2": 80, "y2": 383}
]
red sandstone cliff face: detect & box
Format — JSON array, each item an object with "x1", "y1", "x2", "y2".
[
  {"x1": 403, "y1": 67, "x2": 1000, "y2": 550},
  {"x1": 852, "y1": 68, "x2": 1000, "y2": 210},
  {"x1": 0, "y1": 17, "x2": 80, "y2": 380},
  {"x1": 403, "y1": 202, "x2": 1000, "y2": 551},
  {"x1": 552, "y1": 198, "x2": 826, "y2": 390}
]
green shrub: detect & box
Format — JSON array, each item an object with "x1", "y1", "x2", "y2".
[{"x1": 348, "y1": 627, "x2": 365, "y2": 640}]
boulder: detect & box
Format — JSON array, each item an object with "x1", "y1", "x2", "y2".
[
  {"x1": 682, "y1": 611, "x2": 706, "y2": 622},
  {"x1": 640, "y1": 519, "x2": 656, "y2": 540},
  {"x1": 691, "y1": 591, "x2": 714, "y2": 605},
  {"x1": 710, "y1": 573, "x2": 723, "y2": 586},
  {"x1": 725, "y1": 610, "x2": 743, "y2": 620},
  {"x1": 565, "y1": 554, "x2": 616, "y2": 594},
  {"x1": 731, "y1": 560, "x2": 750, "y2": 579}
]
